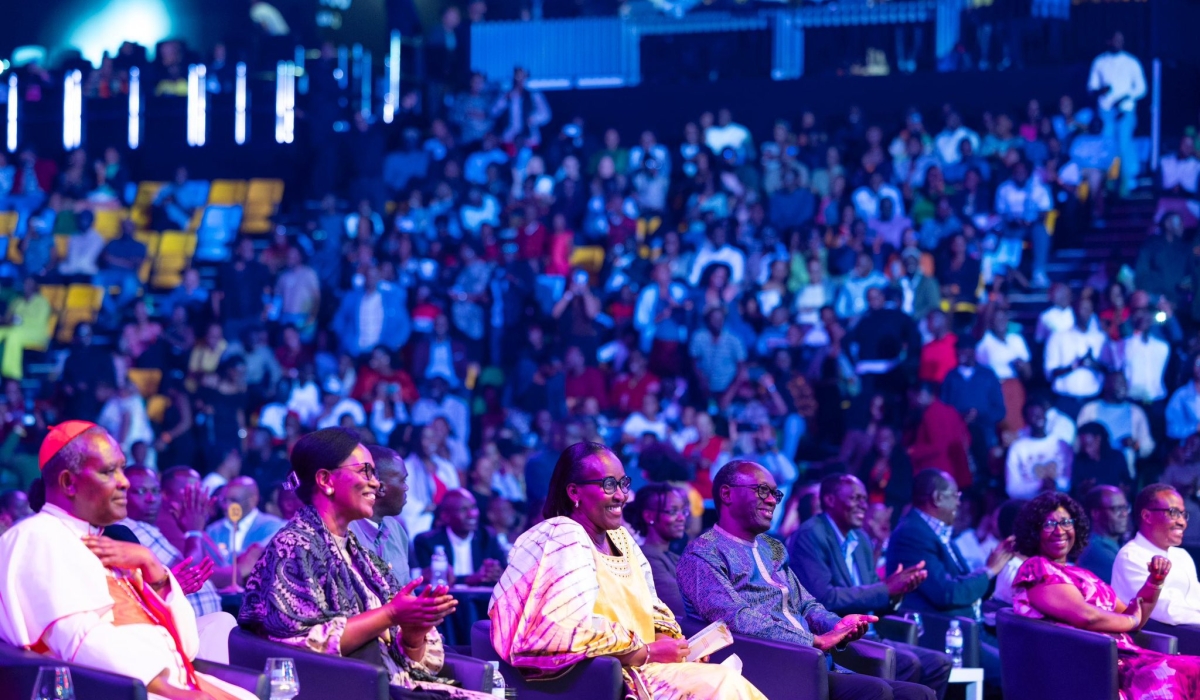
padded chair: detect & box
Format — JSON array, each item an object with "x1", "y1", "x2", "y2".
[
  {"x1": 683, "y1": 615, "x2": 901, "y2": 697},
  {"x1": 229, "y1": 627, "x2": 489, "y2": 700},
  {"x1": 0, "y1": 640, "x2": 267, "y2": 700},
  {"x1": 93, "y1": 209, "x2": 128, "y2": 240},
  {"x1": 1144, "y1": 619, "x2": 1200, "y2": 656},
  {"x1": 127, "y1": 368, "x2": 163, "y2": 398},
  {"x1": 209, "y1": 180, "x2": 249, "y2": 207},
  {"x1": 242, "y1": 179, "x2": 284, "y2": 234},
  {"x1": 997, "y1": 608, "x2": 1177, "y2": 700},
  {"x1": 0, "y1": 212, "x2": 17, "y2": 237},
  {"x1": 470, "y1": 620, "x2": 623, "y2": 700}
]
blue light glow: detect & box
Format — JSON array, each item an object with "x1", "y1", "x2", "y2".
[{"x1": 67, "y1": 0, "x2": 173, "y2": 65}]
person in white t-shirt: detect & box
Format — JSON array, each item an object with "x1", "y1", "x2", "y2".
[
  {"x1": 977, "y1": 307, "x2": 1032, "y2": 433},
  {"x1": 1007, "y1": 401, "x2": 1073, "y2": 499},
  {"x1": 1088, "y1": 31, "x2": 1146, "y2": 193}
]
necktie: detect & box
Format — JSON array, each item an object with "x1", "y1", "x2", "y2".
[{"x1": 375, "y1": 525, "x2": 387, "y2": 559}]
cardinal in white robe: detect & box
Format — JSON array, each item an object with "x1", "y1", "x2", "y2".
[{"x1": 0, "y1": 421, "x2": 256, "y2": 700}]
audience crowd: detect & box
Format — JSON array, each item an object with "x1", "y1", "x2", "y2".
[{"x1": 0, "y1": 32, "x2": 1199, "y2": 697}]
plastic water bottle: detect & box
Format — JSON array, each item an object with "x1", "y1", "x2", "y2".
[
  {"x1": 945, "y1": 619, "x2": 964, "y2": 668},
  {"x1": 431, "y1": 545, "x2": 449, "y2": 586},
  {"x1": 488, "y1": 660, "x2": 506, "y2": 698}
]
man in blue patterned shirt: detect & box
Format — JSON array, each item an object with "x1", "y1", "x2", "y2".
[{"x1": 679, "y1": 460, "x2": 936, "y2": 700}]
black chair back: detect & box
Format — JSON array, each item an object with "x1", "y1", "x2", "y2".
[
  {"x1": 679, "y1": 617, "x2": 831, "y2": 699},
  {"x1": 915, "y1": 613, "x2": 981, "y2": 668},
  {"x1": 1143, "y1": 619, "x2": 1200, "y2": 655},
  {"x1": 0, "y1": 642, "x2": 147, "y2": 700},
  {"x1": 997, "y1": 609, "x2": 1120, "y2": 700},
  {"x1": 469, "y1": 620, "x2": 623, "y2": 700},
  {"x1": 228, "y1": 627, "x2": 388, "y2": 700}
]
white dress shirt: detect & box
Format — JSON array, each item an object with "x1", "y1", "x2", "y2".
[
  {"x1": 935, "y1": 127, "x2": 981, "y2": 165},
  {"x1": 1088, "y1": 50, "x2": 1147, "y2": 113},
  {"x1": 1161, "y1": 153, "x2": 1200, "y2": 195},
  {"x1": 1044, "y1": 325, "x2": 1106, "y2": 397},
  {"x1": 1106, "y1": 332, "x2": 1170, "y2": 402},
  {"x1": 446, "y1": 529, "x2": 475, "y2": 577},
  {"x1": 976, "y1": 331, "x2": 1030, "y2": 381},
  {"x1": 1036, "y1": 305, "x2": 1076, "y2": 343},
  {"x1": 688, "y1": 243, "x2": 746, "y2": 285},
  {"x1": 1111, "y1": 533, "x2": 1200, "y2": 626}
]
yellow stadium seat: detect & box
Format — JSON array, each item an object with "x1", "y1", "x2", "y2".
[
  {"x1": 569, "y1": 246, "x2": 606, "y2": 275},
  {"x1": 146, "y1": 394, "x2": 171, "y2": 423},
  {"x1": 7, "y1": 238, "x2": 22, "y2": 266},
  {"x1": 131, "y1": 181, "x2": 165, "y2": 230},
  {"x1": 1045, "y1": 209, "x2": 1059, "y2": 236},
  {"x1": 208, "y1": 179, "x2": 248, "y2": 206},
  {"x1": 152, "y1": 232, "x2": 195, "y2": 288},
  {"x1": 158, "y1": 231, "x2": 197, "y2": 257},
  {"x1": 134, "y1": 231, "x2": 160, "y2": 257},
  {"x1": 1108, "y1": 157, "x2": 1121, "y2": 183},
  {"x1": 92, "y1": 209, "x2": 127, "y2": 240},
  {"x1": 56, "y1": 284, "x2": 105, "y2": 343},
  {"x1": 241, "y1": 178, "x2": 284, "y2": 234},
  {"x1": 126, "y1": 368, "x2": 162, "y2": 398},
  {"x1": 39, "y1": 285, "x2": 66, "y2": 311},
  {"x1": 54, "y1": 235, "x2": 69, "y2": 260},
  {"x1": 0, "y1": 212, "x2": 17, "y2": 236}
]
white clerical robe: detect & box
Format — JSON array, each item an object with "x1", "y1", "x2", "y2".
[{"x1": 0, "y1": 503, "x2": 256, "y2": 700}]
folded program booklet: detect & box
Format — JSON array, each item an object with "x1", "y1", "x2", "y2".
[{"x1": 686, "y1": 620, "x2": 734, "y2": 662}]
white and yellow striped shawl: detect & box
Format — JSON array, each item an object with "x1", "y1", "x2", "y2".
[{"x1": 488, "y1": 517, "x2": 683, "y2": 679}]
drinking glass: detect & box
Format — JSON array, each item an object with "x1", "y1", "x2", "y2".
[
  {"x1": 265, "y1": 657, "x2": 300, "y2": 700},
  {"x1": 30, "y1": 667, "x2": 74, "y2": 700}
]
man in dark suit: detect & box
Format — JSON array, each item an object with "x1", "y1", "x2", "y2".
[
  {"x1": 790, "y1": 474, "x2": 953, "y2": 699},
  {"x1": 886, "y1": 470, "x2": 1013, "y2": 691},
  {"x1": 413, "y1": 489, "x2": 507, "y2": 585}
]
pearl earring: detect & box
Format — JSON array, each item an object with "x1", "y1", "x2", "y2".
[
  {"x1": 326, "y1": 488, "x2": 334, "y2": 496},
  {"x1": 572, "y1": 499, "x2": 579, "y2": 510},
  {"x1": 647, "y1": 520, "x2": 655, "y2": 526}
]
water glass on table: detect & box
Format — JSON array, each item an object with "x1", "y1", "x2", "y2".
[
  {"x1": 266, "y1": 657, "x2": 300, "y2": 700},
  {"x1": 31, "y1": 666, "x2": 74, "y2": 700}
]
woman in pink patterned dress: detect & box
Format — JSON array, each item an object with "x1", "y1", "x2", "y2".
[{"x1": 1011, "y1": 492, "x2": 1200, "y2": 700}]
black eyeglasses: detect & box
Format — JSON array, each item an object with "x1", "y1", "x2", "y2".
[
  {"x1": 1146, "y1": 508, "x2": 1190, "y2": 521},
  {"x1": 729, "y1": 483, "x2": 785, "y2": 502},
  {"x1": 334, "y1": 463, "x2": 378, "y2": 482},
  {"x1": 1041, "y1": 518, "x2": 1076, "y2": 532},
  {"x1": 574, "y1": 476, "x2": 633, "y2": 495}
]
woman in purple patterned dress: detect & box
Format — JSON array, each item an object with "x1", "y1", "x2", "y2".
[{"x1": 1011, "y1": 492, "x2": 1200, "y2": 700}]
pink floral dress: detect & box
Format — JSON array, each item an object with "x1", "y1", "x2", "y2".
[{"x1": 1014, "y1": 556, "x2": 1200, "y2": 700}]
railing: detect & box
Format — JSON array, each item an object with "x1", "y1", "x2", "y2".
[{"x1": 470, "y1": 0, "x2": 952, "y2": 88}]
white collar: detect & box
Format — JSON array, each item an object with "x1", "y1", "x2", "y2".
[
  {"x1": 446, "y1": 529, "x2": 474, "y2": 547},
  {"x1": 1133, "y1": 531, "x2": 1171, "y2": 556},
  {"x1": 40, "y1": 502, "x2": 105, "y2": 537},
  {"x1": 230, "y1": 508, "x2": 260, "y2": 530}
]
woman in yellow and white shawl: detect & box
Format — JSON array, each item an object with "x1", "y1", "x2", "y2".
[{"x1": 488, "y1": 441, "x2": 766, "y2": 700}]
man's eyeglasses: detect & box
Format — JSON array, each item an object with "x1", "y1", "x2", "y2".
[
  {"x1": 575, "y1": 476, "x2": 633, "y2": 495},
  {"x1": 335, "y1": 463, "x2": 378, "y2": 482},
  {"x1": 1041, "y1": 518, "x2": 1076, "y2": 532},
  {"x1": 1146, "y1": 507, "x2": 1190, "y2": 521},
  {"x1": 729, "y1": 484, "x2": 785, "y2": 502}
]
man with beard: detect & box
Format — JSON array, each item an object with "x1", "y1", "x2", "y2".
[{"x1": 348, "y1": 445, "x2": 414, "y2": 584}]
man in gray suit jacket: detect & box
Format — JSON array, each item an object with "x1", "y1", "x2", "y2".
[{"x1": 790, "y1": 474, "x2": 953, "y2": 699}]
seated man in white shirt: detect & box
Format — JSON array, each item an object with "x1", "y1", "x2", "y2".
[
  {"x1": 688, "y1": 222, "x2": 746, "y2": 286},
  {"x1": 1112, "y1": 484, "x2": 1200, "y2": 626},
  {"x1": 1006, "y1": 401, "x2": 1073, "y2": 500},
  {"x1": 0, "y1": 421, "x2": 255, "y2": 700},
  {"x1": 57, "y1": 210, "x2": 107, "y2": 279},
  {"x1": 412, "y1": 489, "x2": 507, "y2": 586},
  {"x1": 1044, "y1": 294, "x2": 1106, "y2": 420},
  {"x1": 994, "y1": 160, "x2": 1053, "y2": 288},
  {"x1": 1077, "y1": 372, "x2": 1155, "y2": 477},
  {"x1": 204, "y1": 476, "x2": 285, "y2": 565}
]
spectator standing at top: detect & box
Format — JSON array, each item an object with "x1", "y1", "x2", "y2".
[
  {"x1": 491, "y1": 66, "x2": 551, "y2": 149},
  {"x1": 1088, "y1": 31, "x2": 1146, "y2": 195}
]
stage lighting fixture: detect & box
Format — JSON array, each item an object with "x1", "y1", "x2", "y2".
[
  {"x1": 128, "y1": 67, "x2": 141, "y2": 150},
  {"x1": 275, "y1": 61, "x2": 295, "y2": 144},
  {"x1": 63, "y1": 69, "x2": 83, "y2": 150},
  {"x1": 5, "y1": 75, "x2": 16, "y2": 153},
  {"x1": 383, "y1": 31, "x2": 401, "y2": 124},
  {"x1": 235, "y1": 62, "x2": 248, "y2": 145},
  {"x1": 187, "y1": 64, "x2": 207, "y2": 146}
]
